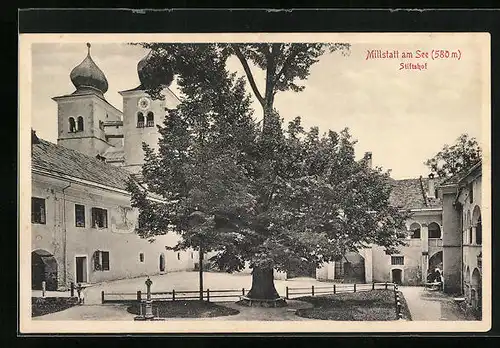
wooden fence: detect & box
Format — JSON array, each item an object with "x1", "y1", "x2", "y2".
[
  {"x1": 102, "y1": 288, "x2": 248, "y2": 304},
  {"x1": 285, "y1": 281, "x2": 395, "y2": 299},
  {"x1": 101, "y1": 282, "x2": 404, "y2": 320},
  {"x1": 286, "y1": 282, "x2": 404, "y2": 320}
]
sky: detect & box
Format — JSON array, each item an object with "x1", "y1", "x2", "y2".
[{"x1": 30, "y1": 39, "x2": 484, "y2": 179}]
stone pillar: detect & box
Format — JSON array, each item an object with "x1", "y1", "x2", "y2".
[
  {"x1": 421, "y1": 223, "x2": 429, "y2": 282},
  {"x1": 364, "y1": 247, "x2": 373, "y2": 283},
  {"x1": 442, "y1": 187, "x2": 462, "y2": 294},
  {"x1": 471, "y1": 226, "x2": 477, "y2": 245},
  {"x1": 144, "y1": 277, "x2": 154, "y2": 319}
]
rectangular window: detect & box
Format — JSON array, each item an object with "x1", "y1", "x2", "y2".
[
  {"x1": 101, "y1": 251, "x2": 110, "y2": 271},
  {"x1": 31, "y1": 197, "x2": 46, "y2": 224},
  {"x1": 391, "y1": 256, "x2": 404, "y2": 265},
  {"x1": 93, "y1": 251, "x2": 110, "y2": 271},
  {"x1": 91, "y1": 207, "x2": 108, "y2": 228},
  {"x1": 75, "y1": 204, "x2": 85, "y2": 227},
  {"x1": 139, "y1": 253, "x2": 144, "y2": 263}
]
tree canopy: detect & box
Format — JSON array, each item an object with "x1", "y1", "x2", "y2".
[
  {"x1": 425, "y1": 134, "x2": 482, "y2": 178},
  {"x1": 128, "y1": 43, "x2": 410, "y2": 299}
]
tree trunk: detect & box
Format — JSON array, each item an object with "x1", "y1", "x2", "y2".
[{"x1": 246, "y1": 267, "x2": 280, "y2": 300}]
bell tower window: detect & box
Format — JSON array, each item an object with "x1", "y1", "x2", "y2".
[
  {"x1": 146, "y1": 112, "x2": 154, "y2": 127},
  {"x1": 69, "y1": 117, "x2": 76, "y2": 133},
  {"x1": 77, "y1": 116, "x2": 84, "y2": 132},
  {"x1": 137, "y1": 112, "x2": 144, "y2": 128}
]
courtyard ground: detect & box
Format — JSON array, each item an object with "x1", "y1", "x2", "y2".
[
  {"x1": 32, "y1": 272, "x2": 476, "y2": 322},
  {"x1": 82, "y1": 271, "x2": 330, "y2": 305},
  {"x1": 399, "y1": 286, "x2": 475, "y2": 321},
  {"x1": 33, "y1": 271, "x2": 325, "y2": 321}
]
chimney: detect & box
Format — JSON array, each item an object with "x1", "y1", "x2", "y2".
[
  {"x1": 428, "y1": 173, "x2": 436, "y2": 198},
  {"x1": 31, "y1": 129, "x2": 40, "y2": 145},
  {"x1": 364, "y1": 152, "x2": 373, "y2": 169}
]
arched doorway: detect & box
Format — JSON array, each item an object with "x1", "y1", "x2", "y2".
[
  {"x1": 471, "y1": 268, "x2": 481, "y2": 312},
  {"x1": 429, "y1": 251, "x2": 443, "y2": 272},
  {"x1": 159, "y1": 253, "x2": 166, "y2": 273},
  {"x1": 392, "y1": 269, "x2": 403, "y2": 285},
  {"x1": 32, "y1": 250, "x2": 58, "y2": 291}
]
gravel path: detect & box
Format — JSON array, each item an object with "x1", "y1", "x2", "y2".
[{"x1": 399, "y1": 286, "x2": 472, "y2": 321}]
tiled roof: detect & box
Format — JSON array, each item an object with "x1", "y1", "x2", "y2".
[
  {"x1": 439, "y1": 160, "x2": 482, "y2": 186},
  {"x1": 32, "y1": 138, "x2": 132, "y2": 191},
  {"x1": 103, "y1": 146, "x2": 125, "y2": 162},
  {"x1": 389, "y1": 177, "x2": 442, "y2": 210}
]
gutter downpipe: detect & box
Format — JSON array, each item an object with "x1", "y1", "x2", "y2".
[{"x1": 61, "y1": 182, "x2": 72, "y2": 287}]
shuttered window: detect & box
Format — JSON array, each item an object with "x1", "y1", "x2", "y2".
[
  {"x1": 91, "y1": 207, "x2": 108, "y2": 228},
  {"x1": 93, "y1": 250, "x2": 110, "y2": 271},
  {"x1": 101, "y1": 251, "x2": 110, "y2": 271},
  {"x1": 75, "y1": 204, "x2": 85, "y2": 227},
  {"x1": 32, "y1": 197, "x2": 46, "y2": 224}
]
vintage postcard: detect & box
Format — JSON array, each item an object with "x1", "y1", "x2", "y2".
[{"x1": 19, "y1": 33, "x2": 491, "y2": 333}]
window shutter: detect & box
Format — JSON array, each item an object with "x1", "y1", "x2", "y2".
[
  {"x1": 40, "y1": 201, "x2": 46, "y2": 224},
  {"x1": 93, "y1": 251, "x2": 101, "y2": 271},
  {"x1": 103, "y1": 209, "x2": 108, "y2": 228},
  {"x1": 102, "y1": 252, "x2": 110, "y2": 271}
]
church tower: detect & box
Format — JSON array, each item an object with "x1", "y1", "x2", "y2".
[
  {"x1": 53, "y1": 43, "x2": 123, "y2": 158},
  {"x1": 119, "y1": 50, "x2": 180, "y2": 175}
]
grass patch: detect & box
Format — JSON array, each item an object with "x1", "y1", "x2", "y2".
[
  {"x1": 32, "y1": 297, "x2": 79, "y2": 317},
  {"x1": 127, "y1": 300, "x2": 240, "y2": 318},
  {"x1": 295, "y1": 289, "x2": 411, "y2": 321}
]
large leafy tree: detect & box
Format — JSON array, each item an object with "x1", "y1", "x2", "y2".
[
  {"x1": 425, "y1": 134, "x2": 482, "y2": 178},
  {"x1": 129, "y1": 43, "x2": 410, "y2": 301}
]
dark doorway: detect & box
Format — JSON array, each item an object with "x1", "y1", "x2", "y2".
[
  {"x1": 31, "y1": 250, "x2": 58, "y2": 290},
  {"x1": 392, "y1": 269, "x2": 403, "y2": 285},
  {"x1": 159, "y1": 253, "x2": 166, "y2": 273},
  {"x1": 336, "y1": 252, "x2": 366, "y2": 283},
  {"x1": 75, "y1": 256, "x2": 87, "y2": 283},
  {"x1": 429, "y1": 251, "x2": 443, "y2": 272}
]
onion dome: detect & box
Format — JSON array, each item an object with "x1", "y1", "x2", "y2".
[
  {"x1": 70, "y1": 43, "x2": 109, "y2": 95},
  {"x1": 137, "y1": 50, "x2": 174, "y2": 89}
]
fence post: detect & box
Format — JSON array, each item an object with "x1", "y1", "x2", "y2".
[
  {"x1": 172, "y1": 289, "x2": 175, "y2": 301},
  {"x1": 70, "y1": 282, "x2": 75, "y2": 297},
  {"x1": 286, "y1": 286, "x2": 289, "y2": 299},
  {"x1": 334, "y1": 284, "x2": 336, "y2": 294},
  {"x1": 372, "y1": 282, "x2": 375, "y2": 290},
  {"x1": 242, "y1": 288, "x2": 245, "y2": 296},
  {"x1": 312, "y1": 285, "x2": 315, "y2": 296},
  {"x1": 137, "y1": 290, "x2": 142, "y2": 302},
  {"x1": 385, "y1": 281, "x2": 388, "y2": 290},
  {"x1": 101, "y1": 291, "x2": 105, "y2": 304},
  {"x1": 207, "y1": 289, "x2": 210, "y2": 302},
  {"x1": 354, "y1": 283, "x2": 356, "y2": 293}
]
